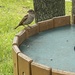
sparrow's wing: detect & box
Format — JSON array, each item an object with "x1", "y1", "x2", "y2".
[{"x1": 18, "y1": 14, "x2": 28, "y2": 25}]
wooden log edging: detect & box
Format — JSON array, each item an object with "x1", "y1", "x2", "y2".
[
  {"x1": 12, "y1": 45, "x2": 20, "y2": 75},
  {"x1": 12, "y1": 16, "x2": 75, "y2": 75},
  {"x1": 73, "y1": 15, "x2": 75, "y2": 24}
]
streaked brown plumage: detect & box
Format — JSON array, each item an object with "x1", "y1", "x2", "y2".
[{"x1": 14, "y1": 9, "x2": 35, "y2": 29}]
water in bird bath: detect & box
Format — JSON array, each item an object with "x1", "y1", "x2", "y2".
[{"x1": 20, "y1": 25, "x2": 75, "y2": 72}]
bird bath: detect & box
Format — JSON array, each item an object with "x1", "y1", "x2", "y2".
[{"x1": 12, "y1": 16, "x2": 75, "y2": 75}]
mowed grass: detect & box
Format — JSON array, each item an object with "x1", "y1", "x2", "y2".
[
  {"x1": 0, "y1": 0, "x2": 33, "y2": 75},
  {"x1": 65, "y1": 1, "x2": 72, "y2": 16},
  {"x1": 0, "y1": 1, "x2": 72, "y2": 75}
]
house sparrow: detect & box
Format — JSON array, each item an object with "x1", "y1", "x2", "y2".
[{"x1": 14, "y1": 9, "x2": 35, "y2": 29}]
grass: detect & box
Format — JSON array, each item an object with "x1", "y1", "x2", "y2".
[
  {"x1": 0, "y1": 0, "x2": 33, "y2": 75},
  {"x1": 65, "y1": 1, "x2": 72, "y2": 16},
  {"x1": 0, "y1": 1, "x2": 72, "y2": 75}
]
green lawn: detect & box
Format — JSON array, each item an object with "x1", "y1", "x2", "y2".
[
  {"x1": 0, "y1": 1, "x2": 72, "y2": 75},
  {"x1": 65, "y1": 1, "x2": 72, "y2": 16},
  {"x1": 0, "y1": 0, "x2": 33, "y2": 75}
]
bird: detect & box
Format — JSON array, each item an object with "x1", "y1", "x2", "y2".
[{"x1": 14, "y1": 9, "x2": 35, "y2": 29}]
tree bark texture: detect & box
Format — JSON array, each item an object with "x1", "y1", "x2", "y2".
[
  {"x1": 72, "y1": 0, "x2": 75, "y2": 15},
  {"x1": 33, "y1": 0, "x2": 65, "y2": 22}
]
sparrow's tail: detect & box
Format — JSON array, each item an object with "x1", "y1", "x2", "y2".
[{"x1": 14, "y1": 25, "x2": 19, "y2": 29}]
